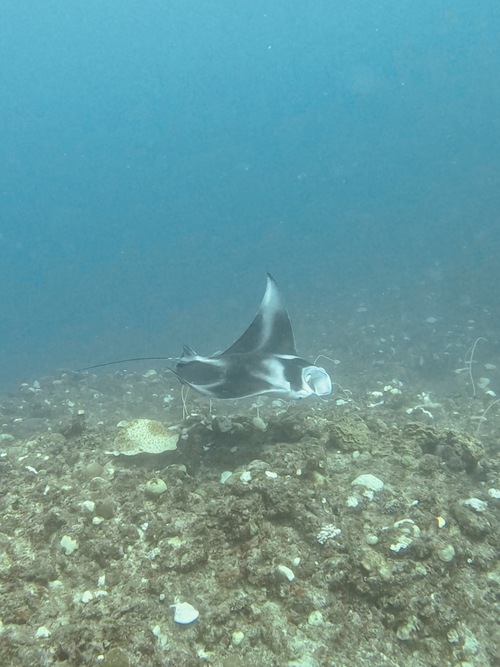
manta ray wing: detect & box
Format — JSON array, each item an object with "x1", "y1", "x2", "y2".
[{"x1": 220, "y1": 273, "x2": 296, "y2": 357}]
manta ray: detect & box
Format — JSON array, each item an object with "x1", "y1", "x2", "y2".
[{"x1": 172, "y1": 274, "x2": 332, "y2": 400}]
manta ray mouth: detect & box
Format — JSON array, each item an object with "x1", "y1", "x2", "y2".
[{"x1": 303, "y1": 366, "x2": 332, "y2": 397}]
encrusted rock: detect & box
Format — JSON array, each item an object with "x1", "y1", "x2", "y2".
[
  {"x1": 403, "y1": 423, "x2": 484, "y2": 473},
  {"x1": 451, "y1": 502, "x2": 492, "y2": 538},
  {"x1": 145, "y1": 478, "x2": 168, "y2": 498},
  {"x1": 325, "y1": 418, "x2": 371, "y2": 451}
]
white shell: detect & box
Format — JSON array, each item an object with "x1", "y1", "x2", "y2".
[
  {"x1": 276, "y1": 564, "x2": 295, "y2": 582},
  {"x1": 220, "y1": 471, "x2": 232, "y2": 484},
  {"x1": 351, "y1": 474, "x2": 384, "y2": 492},
  {"x1": 172, "y1": 602, "x2": 199, "y2": 625}
]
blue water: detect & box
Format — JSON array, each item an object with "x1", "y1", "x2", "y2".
[{"x1": 1, "y1": 1, "x2": 499, "y2": 390}]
